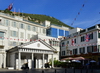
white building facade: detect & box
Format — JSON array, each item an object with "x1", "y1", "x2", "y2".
[
  {"x1": 0, "y1": 12, "x2": 70, "y2": 69},
  {"x1": 61, "y1": 25, "x2": 100, "y2": 62}
]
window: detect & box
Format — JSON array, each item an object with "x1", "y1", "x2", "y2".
[
  {"x1": 10, "y1": 41, "x2": 17, "y2": 46},
  {"x1": 59, "y1": 29, "x2": 64, "y2": 36},
  {"x1": 74, "y1": 39, "x2": 76, "y2": 43},
  {"x1": 93, "y1": 46, "x2": 97, "y2": 52},
  {"x1": 98, "y1": 31, "x2": 100, "y2": 38},
  {"x1": 87, "y1": 46, "x2": 93, "y2": 53},
  {"x1": 65, "y1": 31, "x2": 69, "y2": 36},
  {"x1": 46, "y1": 29, "x2": 51, "y2": 36},
  {"x1": 79, "y1": 47, "x2": 85, "y2": 54},
  {"x1": 12, "y1": 21, "x2": 17, "y2": 27},
  {"x1": 98, "y1": 45, "x2": 100, "y2": 52},
  {"x1": 27, "y1": 25, "x2": 31, "y2": 30},
  {"x1": 67, "y1": 41, "x2": 69, "y2": 44},
  {"x1": 6, "y1": 19, "x2": 9, "y2": 26},
  {"x1": 81, "y1": 36, "x2": 85, "y2": 42},
  {"x1": 89, "y1": 33, "x2": 93, "y2": 40},
  {"x1": 43, "y1": 29, "x2": 46, "y2": 34},
  {"x1": 20, "y1": 24, "x2": 24, "y2": 29},
  {"x1": 52, "y1": 41, "x2": 54, "y2": 46},
  {"x1": 62, "y1": 51, "x2": 65, "y2": 56},
  {"x1": 33, "y1": 26, "x2": 36, "y2": 31},
  {"x1": 20, "y1": 32, "x2": 24, "y2": 38},
  {"x1": 62, "y1": 42, "x2": 65, "y2": 47},
  {"x1": 0, "y1": 19, "x2": 2, "y2": 25},
  {"x1": 11, "y1": 31, "x2": 18, "y2": 37},
  {"x1": 12, "y1": 42, "x2": 17, "y2": 46},
  {"x1": 73, "y1": 49, "x2": 77, "y2": 55},
  {"x1": 51, "y1": 28, "x2": 58, "y2": 38},
  {"x1": 0, "y1": 32, "x2": 4, "y2": 39}
]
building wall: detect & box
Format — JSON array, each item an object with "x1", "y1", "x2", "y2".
[
  {"x1": 0, "y1": 12, "x2": 71, "y2": 68},
  {"x1": 0, "y1": 54, "x2": 2, "y2": 68},
  {"x1": 61, "y1": 25, "x2": 100, "y2": 59}
]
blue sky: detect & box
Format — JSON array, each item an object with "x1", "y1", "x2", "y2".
[{"x1": 0, "y1": 0, "x2": 100, "y2": 29}]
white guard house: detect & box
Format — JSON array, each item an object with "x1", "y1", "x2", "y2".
[{"x1": 6, "y1": 39, "x2": 57, "y2": 69}]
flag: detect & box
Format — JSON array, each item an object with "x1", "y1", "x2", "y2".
[
  {"x1": 7, "y1": 3, "x2": 13, "y2": 10},
  {"x1": 85, "y1": 34, "x2": 89, "y2": 42},
  {"x1": 71, "y1": 39, "x2": 74, "y2": 45}
]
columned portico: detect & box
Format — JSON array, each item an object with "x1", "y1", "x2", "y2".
[{"x1": 7, "y1": 39, "x2": 57, "y2": 70}]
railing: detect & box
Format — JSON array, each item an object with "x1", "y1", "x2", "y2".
[
  {"x1": 23, "y1": 19, "x2": 44, "y2": 26},
  {"x1": 87, "y1": 26, "x2": 95, "y2": 31},
  {"x1": 80, "y1": 29, "x2": 86, "y2": 33}
]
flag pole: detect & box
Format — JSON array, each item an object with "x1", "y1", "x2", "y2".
[{"x1": 18, "y1": 9, "x2": 20, "y2": 16}]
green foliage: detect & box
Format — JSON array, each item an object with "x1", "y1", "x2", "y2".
[
  {"x1": 23, "y1": 13, "x2": 73, "y2": 28},
  {"x1": 49, "y1": 58, "x2": 61, "y2": 67},
  {"x1": 3, "y1": 9, "x2": 12, "y2": 14}
]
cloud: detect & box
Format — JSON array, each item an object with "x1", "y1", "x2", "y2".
[
  {"x1": 61, "y1": 18, "x2": 100, "y2": 29},
  {"x1": 74, "y1": 19, "x2": 100, "y2": 29},
  {"x1": 61, "y1": 19, "x2": 72, "y2": 25}
]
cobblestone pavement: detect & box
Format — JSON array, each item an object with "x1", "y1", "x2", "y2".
[{"x1": 0, "y1": 68, "x2": 100, "y2": 73}]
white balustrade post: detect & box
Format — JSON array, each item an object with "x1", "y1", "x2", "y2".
[
  {"x1": 42, "y1": 54, "x2": 44, "y2": 68},
  {"x1": 52, "y1": 54, "x2": 54, "y2": 68}
]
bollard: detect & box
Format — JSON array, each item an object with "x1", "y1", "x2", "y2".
[
  {"x1": 91, "y1": 67, "x2": 93, "y2": 73},
  {"x1": 73, "y1": 68, "x2": 75, "y2": 73},
  {"x1": 80, "y1": 68, "x2": 82, "y2": 73},
  {"x1": 55, "y1": 69, "x2": 56, "y2": 73},
  {"x1": 86, "y1": 69, "x2": 88, "y2": 73},
  {"x1": 65, "y1": 68, "x2": 66, "y2": 73},
  {"x1": 42, "y1": 70, "x2": 44, "y2": 73}
]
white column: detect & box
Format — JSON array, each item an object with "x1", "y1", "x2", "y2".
[
  {"x1": 42, "y1": 54, "x2": 44, "y2": 68},
  {"x1": 31, "y1": 53, "x2": 34, "y2": 69},
  {"x1": 18, "y1": 52, "x2": 21, "y2": 70},
  {"x1": 52, "y1": 54, "x2": 54, "y2": 68}
]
